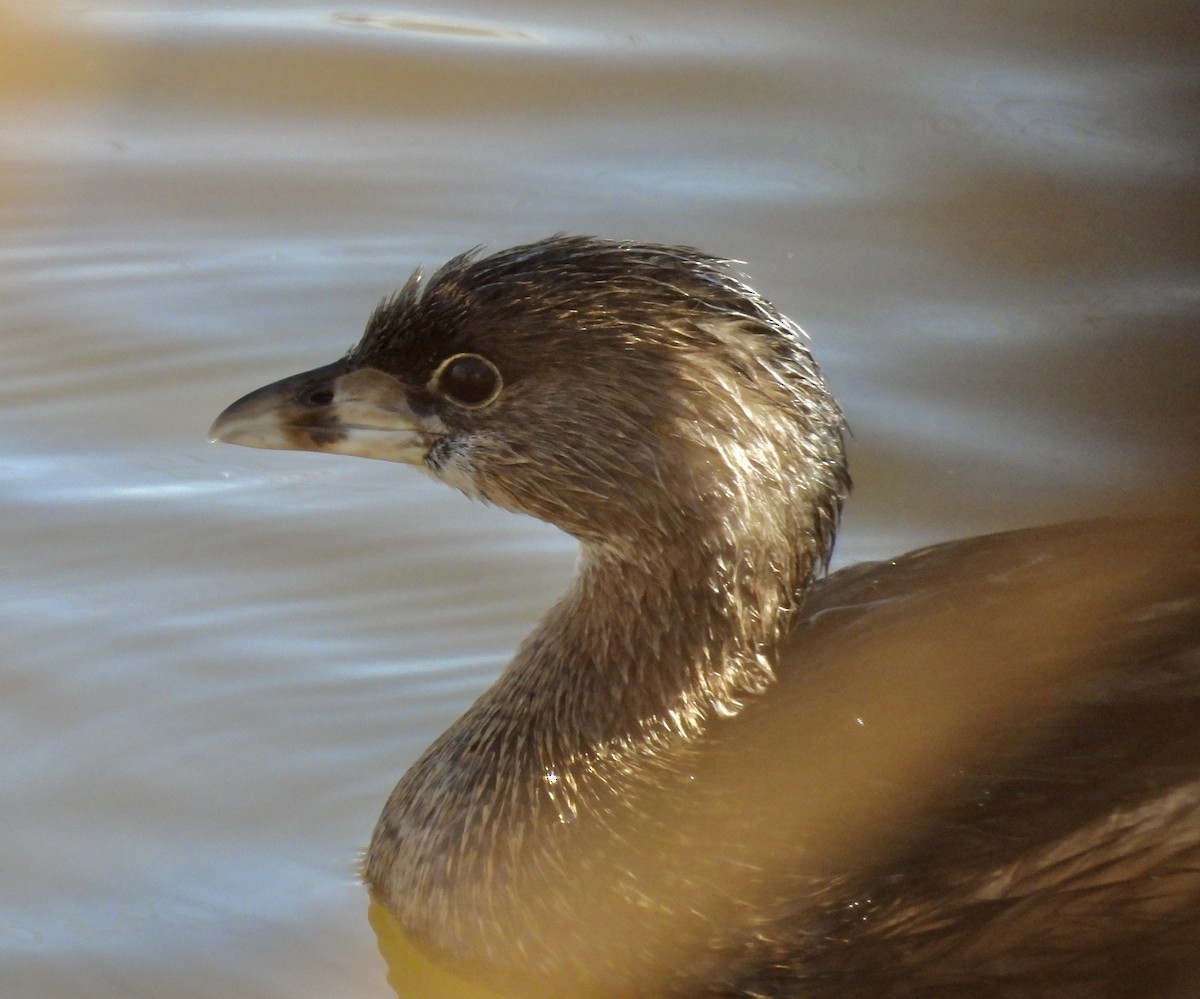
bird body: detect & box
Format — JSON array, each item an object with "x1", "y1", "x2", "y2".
[{"x1": 211, "y1": 236, "x2": 1200, "y2": 997}]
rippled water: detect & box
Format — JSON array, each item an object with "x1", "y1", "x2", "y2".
[{"x1": 2, "y1": 2, "x2": 1197, "y2": 997}]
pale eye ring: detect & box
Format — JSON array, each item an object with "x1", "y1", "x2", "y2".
[{"x1": 430, "y1": 353, "x2": 503, "y2": 409}]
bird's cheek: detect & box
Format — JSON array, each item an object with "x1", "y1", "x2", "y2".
[{"x1": 426, "y1": 435, "x2": 492, "y2": 503}]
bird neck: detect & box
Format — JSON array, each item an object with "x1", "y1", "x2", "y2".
[
  {"x1": 497, "y1": 505, "x2": 829, "y2": 760},
  {"x1": 366, "y1": 435, "x2": 845, "y2": 968}
]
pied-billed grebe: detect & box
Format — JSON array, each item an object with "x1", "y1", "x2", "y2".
[{"x1": 211, "y1": 236, "x2": 1200, "y2": 998}]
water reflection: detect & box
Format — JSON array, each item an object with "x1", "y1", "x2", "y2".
[
  {"x1": 331, "y1": 12, "x2": 543, "y2": 46},
  {"x1": 370, "y1": 898, "x2": 502, "y2": 999}
]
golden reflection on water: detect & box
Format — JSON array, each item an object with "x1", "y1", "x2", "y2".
[{"x1": 370, "y1": 895, "x2": 502, "y2": 999}]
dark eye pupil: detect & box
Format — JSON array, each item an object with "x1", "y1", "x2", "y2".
[{"x1": 440, "y1": 354, "x2": 499, "y2": 406}]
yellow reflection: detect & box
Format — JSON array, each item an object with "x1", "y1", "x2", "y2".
[
  {"x1": 0, "y1": 5, "x2": 136, "y2": 107},
  {"x1": 369, "y1": 895, "x2": 504, "y2": 999}
]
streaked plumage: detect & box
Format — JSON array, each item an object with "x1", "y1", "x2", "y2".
[{"x1": 211, "y1": 236, "x2": 1200, "y2": 998}]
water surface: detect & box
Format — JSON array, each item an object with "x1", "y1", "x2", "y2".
[{"x1": 2, "y1": 2, "x2": 1197, "y2": 996}]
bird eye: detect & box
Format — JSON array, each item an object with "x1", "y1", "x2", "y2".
[{"x1": 431, "y1": 353, "x2": 503, "y2": 409}]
